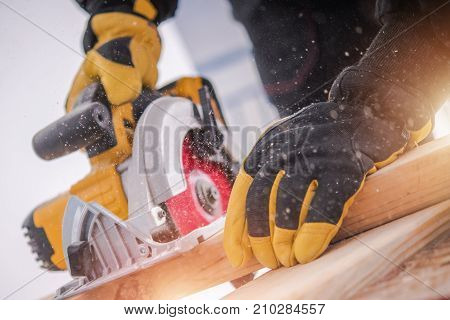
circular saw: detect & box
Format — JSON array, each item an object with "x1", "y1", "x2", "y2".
[{"x1": 22, "y1": 78, "x2": 238, "y2": 298}]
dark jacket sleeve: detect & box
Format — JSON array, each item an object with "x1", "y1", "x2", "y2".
[{"x1": 376, "y1": 0, "x2": 449, "y2": 50}]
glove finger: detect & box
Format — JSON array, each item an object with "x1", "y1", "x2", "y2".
[
  {"x1": 246, "y1": 165, "x2": 283, "y2": 269},
  {"x1": 66, "y1": 63, "x2": 95, "y2": 112},
  {"x1": 223, "y1": 168, "x2": 253, "y2": 268},
  {"x1": 294, "y1": 173, "x2": 365, "y2": 264},
  {"x1": 95, "y1": 55, "x2": 142, "y2": 105},
  {"x1": 273, "y1": 173, "x2": 317, "y2": 267}
]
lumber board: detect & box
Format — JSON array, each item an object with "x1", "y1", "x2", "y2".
[
  {"x1": 353, "y1": 231, "x2": 450, "y2": 299},
  {"x1": 71, "y1": 135, "x2": 450, "y2": 300},
  {"x1": 225, "y1": 200, "x2": 450, "y2": 299},
  {"x1": 335, "y1": 134, "x2": 450, "y2": 241}
]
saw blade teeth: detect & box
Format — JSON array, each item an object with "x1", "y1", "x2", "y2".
[{"x1": 22, "y1": 217, "x2": 59, "y2": 271}]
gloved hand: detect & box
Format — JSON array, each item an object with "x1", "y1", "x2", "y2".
[
  {"x1": 66, "y1": 10, "x2": 161, "y2": 110},
  {"x1": 223, "y1": 94, "x2": 431, "y2": 269}
]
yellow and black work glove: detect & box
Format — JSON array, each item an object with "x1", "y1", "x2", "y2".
[
  {"x1": 66, "y1": 3, "x2": 161, "y2": 110},
  {"x1": 224, "y1": 7, "x2": 449, "y2": 269},
  {"x1": 223, "y1": 98, "x2": 431, "y2": 269}
]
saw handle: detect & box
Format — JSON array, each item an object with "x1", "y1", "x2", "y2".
[{"x1": 32, "y1": 101, "x2": 113, "y2": 160}]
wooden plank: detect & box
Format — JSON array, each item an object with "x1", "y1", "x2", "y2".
[
  {"x1": 335, "y1": 134, "x2": 450, "y2": 241},
  {"x1": 72, "y1": 135, "x2": 450, "y2": 300},
  {"x1": 353, "y1": 231, "x2": 450, "y2": 299},
  {"x1": 225, "y1": 200, "x2": 450, "y2": 299}
]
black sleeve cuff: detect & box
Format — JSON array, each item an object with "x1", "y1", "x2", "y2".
[{"x1": 75, "y1": 0, "x2": 177, "y2": 25}]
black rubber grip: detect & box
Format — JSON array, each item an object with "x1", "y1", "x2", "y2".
[{"x1": 32, "y1": 102, "x2": 112, "y2": 160}]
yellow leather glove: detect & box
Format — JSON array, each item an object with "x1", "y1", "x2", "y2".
[
  {"x1": 223, "y1": 98, "x2": 432, "y2": 270},
  {"x1": 66, "y1": 10, "x2": 161, "y2": 110}
]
